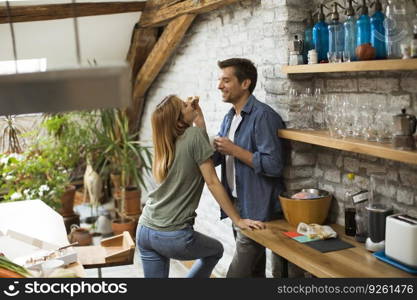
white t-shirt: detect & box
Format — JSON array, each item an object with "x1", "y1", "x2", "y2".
[{"x1": 226, "y1": 113, "x2": 242, "y2": 198}]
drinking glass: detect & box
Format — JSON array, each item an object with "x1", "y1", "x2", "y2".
[
  {"x1": 375, "y1": 112, "x2": 394, "y2": 143},
  {"x1": 343, "y1": 51, "x2": 351, "y2": 62},
  {"x1": 334, "y1": 51, "x2": 343, "y2": 63},
  {"x1": 327, "y1": 52, "x2": 335, "y2": 63},
  {"x1": 288, "y1": 88, "x2": 300, "y2": 129}
]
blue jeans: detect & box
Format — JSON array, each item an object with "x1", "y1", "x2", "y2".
[{"x1": 137, "y1": 225, "x2": 224, "y2": 278}]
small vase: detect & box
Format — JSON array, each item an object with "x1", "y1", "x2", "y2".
[
  {"x1": 111, "y1": 217, "x2": 137, "y2": 239},
  {"x1": 60, "y1": 185, "x2": 76, "y2": 217},
  {"x1": 123, "y1": 187, "x2": 141, "y2": 216}
]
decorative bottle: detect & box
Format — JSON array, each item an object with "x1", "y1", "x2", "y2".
[
  {"x1": 356, "y1": 0, "x2": 371, "y2": 47},
  {"x1": 327, "y1": 2, "x2": 345, "y2": 60},
  {"x1": 370, "y1": 0, "x2": 387, "y2": 59},
  {"x1": 385, "y1": 0, "x2": 412, "y2": 59},
  {"x1": 344, "y1": 0, "x2": 358, "y2": 61},
  {"x1": 303, "y1": 10, "x2": 314, "y2": 64},
  {"x1": 344, "y1": 173, "x2": 357, "y2": 236},
  {"x1": 313, "y1": 3, "x2": 330, "y2": 62}
]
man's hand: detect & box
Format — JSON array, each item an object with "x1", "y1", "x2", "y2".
[
  {"x1": 235, "y1": 219, "x2": 266, "y2": 231},
  {"x1": 214, "y1": 137, "x2": 236, "y2": 156}
]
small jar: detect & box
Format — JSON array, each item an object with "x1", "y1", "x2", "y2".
[
  {"x1": 289, "y1": 51, "x2": 299, "y2": 66},
  {"x1": 401, "y1": 43, "x2": 411, "y2": 59},
  {"x1": 308, "y1": 49, "x2": 318, "y2": 64}
]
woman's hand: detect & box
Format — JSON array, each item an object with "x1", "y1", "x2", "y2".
[
  {"x1": 187, "y1": 96, "x2": 206, "y2": 129},
  {"x1": 235, "y1": 218, "x2": 266, "y2": 231}
]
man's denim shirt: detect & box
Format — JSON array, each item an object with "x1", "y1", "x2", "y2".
[{"x1": 213, "y1": 95, "x2": 285, "y2": 221}]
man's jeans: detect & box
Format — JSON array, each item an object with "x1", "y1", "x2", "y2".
[
  {"x1": 137, "y1": 225, "x2": 223, "y2": 278},
  {"x1": 227, "y1": 226, "x2": 306, "y2": 278}
]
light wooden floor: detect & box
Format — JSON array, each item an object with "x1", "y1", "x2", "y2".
[{"x1": 84, "y1": 251, "x2": 190, "y2": 278}]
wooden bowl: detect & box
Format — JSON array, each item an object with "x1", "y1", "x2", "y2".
[{"x1": 278, "y1": 192, "x2": 332, "y2": 227}]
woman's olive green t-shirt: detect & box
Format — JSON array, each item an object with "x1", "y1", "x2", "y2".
[{"x1": 139, "y1": 127, "x2": 214, "y2": 231}]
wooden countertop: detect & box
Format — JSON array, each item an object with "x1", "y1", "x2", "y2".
[{"x1": 242, "y1": 219, "x2": 417, "y2": 278}]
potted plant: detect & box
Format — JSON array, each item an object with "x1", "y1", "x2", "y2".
[
  {"x1": 0, "y1": 115, "x2": 26, "y2": 154},
  {"x1": 0, "y1": 112, "x2": 94, "y2": 215},
  {"x1": 88, "y1": 109, "x2": 151, "y2": 238},
  {"x1": 0, "y1": 148, "x2": 73, "y2": 213}
]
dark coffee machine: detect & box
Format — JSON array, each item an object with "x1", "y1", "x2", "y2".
[
  {"x1": 366, "y1": 204, "x2": 393, "y2": 242},
  {"x1": 365, "y1": 173, "x2": 393, "y2": 252}
]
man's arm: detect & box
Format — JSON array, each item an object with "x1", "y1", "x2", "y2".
[
  {"x1": 252, "y1": 111, "x2": 284, "y2": 177},
  {"x1": 214, "y1": 137, "x2": 253, "y2": 168},
  {"x1": 214, "y1": 111, "x2": 284, "y2": 177}
]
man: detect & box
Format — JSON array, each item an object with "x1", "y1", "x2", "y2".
[{"x1": 212, "y1": 58, "x2": 286, "y2": 277}]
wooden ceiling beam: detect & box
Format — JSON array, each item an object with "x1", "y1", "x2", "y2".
[
  {"x1": 139, "y1": 0, "x2": 241, "y2": 27},
  {"x1": 127, "y1": 14, "x2": 195, "y2": 132},
  {"x1": 126, "y1": 25, "x2": 159, "y2": 83},
  {"x1": 0, "y1": 1, "x2": 146, "y2": 24},
  {"x1": 125, "y1": 25, "x2": 158, "y2": 132},
  {"x1": 133, "y1": 14, "x2": 196, "y2": 100}
]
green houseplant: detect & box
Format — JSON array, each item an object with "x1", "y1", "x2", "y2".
[
  {"x1": 0, "y1": 112, "x2": 95, "y2": 213},
  {"x1": 0, "y1": 146, "x2": 72, "y2": 211},
  {"x1": 88, "y1": 108, "x2": 151, "y2": 237}
]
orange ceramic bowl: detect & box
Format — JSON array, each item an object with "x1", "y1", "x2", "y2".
[{"x1": 279, "y1": 191, "x2": 332, "y2": 227}]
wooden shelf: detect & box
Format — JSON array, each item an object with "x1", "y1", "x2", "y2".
[
  {"x1": 282, "y1": 58, "x2": 417, "y2": 74},
  {"x1": 278, "y1": 129, "x2": 417, "y2": 165}
]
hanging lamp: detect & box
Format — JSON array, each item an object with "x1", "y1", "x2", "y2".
[{"x1": 0, "y1": 0, "x2": 131, "y2": 116}]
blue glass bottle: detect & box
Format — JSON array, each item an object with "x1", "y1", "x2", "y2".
[
  {"x1": 303, "y1": 11, "x2": 314, "y2": 64},
  {"x1": 344, "y1": 0, "x2": 357, "y2": 61},
  {"x1": 313, "y1": 4, "x2": 329, "y2": 62},
  {"x1": 356, "y1": 0, "x2": 371, "y2": 46},
  {"x1": 328, "y1": 2, "x2": 345, "y2": 58},
  {"x1": 370, "y1": 0, "x2": 386, "y2": 59}
]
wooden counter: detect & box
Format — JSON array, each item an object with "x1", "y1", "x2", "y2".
[{"x1": 242, "y1": 219, "x2": 417, "y2": 278}]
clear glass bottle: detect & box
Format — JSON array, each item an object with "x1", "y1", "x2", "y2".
[
  {"x1": 385, "y1": 0, "x2": 413, "y2": 59},
  {"x1": 411, "y1": 13, "x2": 417, "y2": 58},
  {"x1": 344, "y1": 173, "x2": 357, "y2": 236},
  {"x1": 328, "y1": 2, "x2": 345, "y2": 59},
  {"x1": 371, "y1": 0, "x2": 387, "y2": 59},
  {"x1": 344, "y1": 0, "x2": 358, "y2": 61},
  {"x1": 313, "y1": 4, "x2": 330, "y2": 62}
]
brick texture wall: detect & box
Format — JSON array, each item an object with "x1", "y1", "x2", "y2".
[{"x1": 139, "y1": 0, "x2": 417, "y2": 277}]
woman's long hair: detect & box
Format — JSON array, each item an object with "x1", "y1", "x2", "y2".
[{"x1": 151, "y1": 95, "x2": 189, "y2": 183}]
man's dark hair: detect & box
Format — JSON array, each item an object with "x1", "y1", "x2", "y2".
[{"x1": 217, "y1": 58, "x2": 258, "y2": 94}]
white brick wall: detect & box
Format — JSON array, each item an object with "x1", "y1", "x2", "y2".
[{"x1": 139, "y1": 0, "x2": 417, "y2": 277}]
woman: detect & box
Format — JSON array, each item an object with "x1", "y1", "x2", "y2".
[{"x1": 137, "y1": 95, "x2": 265, "y2": 278}]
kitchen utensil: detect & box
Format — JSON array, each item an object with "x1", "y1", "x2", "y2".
[
  {"x1": 392, "y1": 108, "x2": 416, "y2": 150},
  {"x1": 385, "y1": 214, "x2": 417, "y2": 268}
]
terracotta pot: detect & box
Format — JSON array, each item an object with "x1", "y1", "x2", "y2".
[
  {"x1": 111, "y1": 217, "x2": 137, "y2": 240},
  {"x1": 68, "y1": 225, "x2": 92, "y2": 246},
  {"x1": 74, "y1": 188, "x2": 90, "y2": 206},
  {"x1": 123, "y1": 187, "x2": 141, "y2": 216},
  {"x1": 60, "y1": 185, "x2": 76, "y2": 217},
  {"x1": 110, "y1": 173, "x2": 122, "y2": 200},
  {"x1": 63, "y1": 213, "x2": 80, "y2": 234}
]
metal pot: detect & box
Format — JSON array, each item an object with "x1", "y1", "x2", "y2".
[
  {"x1": 68, "y1": 225, "x2": 92, "y2": 246},
  {"x1": 393, "y1": 108, "x2": 417, "y2": 136}
]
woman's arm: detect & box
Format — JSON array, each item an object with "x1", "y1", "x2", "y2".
[{"x1": 199, "y1": 158, "x2": 265, "y2": 231}]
